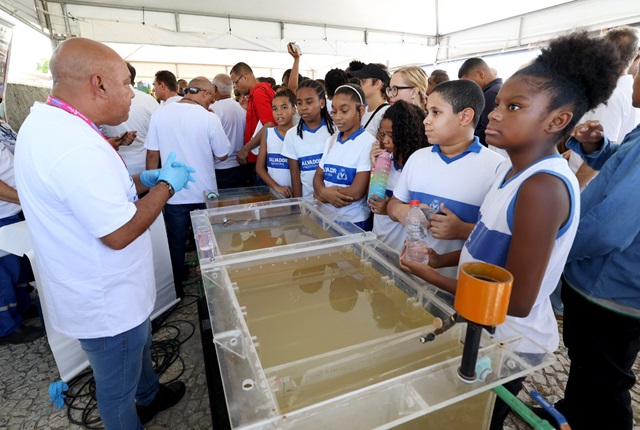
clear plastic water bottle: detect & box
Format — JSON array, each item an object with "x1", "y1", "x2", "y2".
[
  {"x1": 369, "y1": 150, "x2": 392, "y2": 201},
  {"x1": 405, "y1": 200, "x2": 429, "y2": 264},
  {"x1": 196, "y1": 225, "x2": 214, "y2": 258}
]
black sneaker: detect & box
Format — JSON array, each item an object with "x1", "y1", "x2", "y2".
[
  {"x1": 21, "y1": 303, "x2": 41, "y2": 320},
  {"x1": 136, "y1": 381, "x2": 186, "y2": 424},
  {"x1": 0, "y1": 325, "x2": 44, "y2": 345}
]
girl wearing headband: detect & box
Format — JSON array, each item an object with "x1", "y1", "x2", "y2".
[{"x1": 313, "y1": 84, "x2": 376, "y2": 230}]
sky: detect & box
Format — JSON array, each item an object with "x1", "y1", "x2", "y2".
[{"x1": 1, "y1": 10, "x2": 53, "y2": 85}]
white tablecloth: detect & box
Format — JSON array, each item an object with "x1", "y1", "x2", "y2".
[{"x1": 0, "y1": 216, "x2": 178, "y2": 382}]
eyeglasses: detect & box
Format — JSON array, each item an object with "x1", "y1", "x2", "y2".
[
  {"x1": 184, "y1": 87, "x2": 207, "y2": 94},
  {"x1": 385, "y1": 86, "x2": 414, "y2": 97},
  {"x1": 232, "y1": 75, "x2": 245, "y2": 87}
]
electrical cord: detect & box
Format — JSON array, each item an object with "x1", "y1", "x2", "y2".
[{"x1": 63, "y1": 294, "x2": 198, "y2": 429}]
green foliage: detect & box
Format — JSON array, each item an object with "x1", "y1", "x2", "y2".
[{"x1": 36, "y1": 58, "x2": 49, "y2": 74}]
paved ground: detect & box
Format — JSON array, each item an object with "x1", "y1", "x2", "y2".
[{"x1": 2, "y1": 258, "x2": 639, "y2": 429}]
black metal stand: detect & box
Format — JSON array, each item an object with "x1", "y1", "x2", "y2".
[{"x1": 197, "y1": 296, "x2": 232, "y2": 430}]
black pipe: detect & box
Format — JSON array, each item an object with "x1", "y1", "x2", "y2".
[{"x1": 458, "y1": 322, "x2": 483, "y2": 382}]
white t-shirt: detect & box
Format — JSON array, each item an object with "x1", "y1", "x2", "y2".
[
  {"x1": 211, "y1": 97, "x2": 246, "y2": 170},
  {"x1": 0, "y1": 145, "x2": 21, "y2": 219},
  {"x1": 372, "y1": 159, "x2": 404, "y2": 253},
  {"x1": 145, "y1": 102, "x2": 231, "y2": 203},
  {"x1": 318, "y1": 127, "x2": 375, "y2": 223},
  {"x1": 571, "y1": 74, "x2": 640, "y2": 189},
  {"x1": 361, "y1": 104, "x2": 389, "y2": 139},
  {"x1": 102, "y1": 88, "x2": 159, "y2": 175},
  {"x1": 14, "y1": 102, "x2": 155, "y2": 338},
  {"x1": 161, "y1": 95, "x2": 182, "y2": 106},
  {"x1": 281, "y1": 120, "x2": 332, "y2": 199},
  {"x1": 265, "y1": 127, "x2": 291, "y2": 187},
  {"x1": 393, "y1": 138, "x2": 504, "y2": 277},
  {"x1": 459, "y1": 156, "x2": 580, "y2": 352},
  {"x1": 582, "y1": 74, "x2": 640, "y2": 145}
]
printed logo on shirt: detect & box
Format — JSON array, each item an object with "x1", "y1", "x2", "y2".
[
  {"x1": 267, "y1": 153, "x2": 289, "y2": 170},
  {"x1": 408, "y1": 191, "x2": 481, "y2": 224},
  {"x1": 299, "y1": 153, "x2": 322, "y2": 171},
  {"x1": 324, "y1": 164, "x2": 356, "y2": 186}
]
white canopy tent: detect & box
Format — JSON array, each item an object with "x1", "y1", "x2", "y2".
[{"x1": 1, "y1": 0, "x2": 639, "y2": 80}]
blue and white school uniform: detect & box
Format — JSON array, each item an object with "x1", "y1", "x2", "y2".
[
  {"x1": 373, "y1": 158, "x2": 405, "y2": 253},
  {"x1": 265, "y1": 128, "x2": 291, "y2": 187},
  {"x1": 393, "y1": 138, "x2": 504, "y2": 277},
  {"x1": 281, "y1": 119, "x2": 331, "y2": 199},
  {"x1": 319, "y1": 127, "x2": 375, "y2": 223},
  {"x1": 459, "y1": 155, "x2": 579, "y2": 352}
]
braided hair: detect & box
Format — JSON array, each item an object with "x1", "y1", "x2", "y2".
[{"x1": 296, "y1": 79, "x2": 335, "y2": 138}]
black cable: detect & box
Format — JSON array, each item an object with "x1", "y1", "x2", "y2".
[{"x1": 63, "y1": 301, "x2": 197, "y2": 429}]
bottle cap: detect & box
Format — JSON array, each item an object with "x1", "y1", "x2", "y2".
[{"x1": 409, "y1": 200, "x2": 420, "y2": 207}]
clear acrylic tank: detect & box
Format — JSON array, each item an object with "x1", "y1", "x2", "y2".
[{"x1": 190, "y1": 200, "x2": 554, "y2": 429}]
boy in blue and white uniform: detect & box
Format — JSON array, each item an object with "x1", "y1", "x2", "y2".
[{"x1": 389, "y1": 80, "x2": 504, "y2": 278}]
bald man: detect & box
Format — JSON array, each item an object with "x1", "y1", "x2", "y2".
[
  {"x1": 145, "y1": 76, "x2": 230, "y2": 298},
  {"x1": 15, "y1": 38, "x2": 194, "y2": 429},
  {"x1": 210, "y1": 73, "x2": 248, "y2": 189}
]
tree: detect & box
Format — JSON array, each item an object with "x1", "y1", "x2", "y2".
[{"x1": 36, "y1": 58, "x2": 49, "y2": 74}]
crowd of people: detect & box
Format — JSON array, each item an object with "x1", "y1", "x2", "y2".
[{"x1": 0, "y1": 23, "x2": 639, "y2": 430}]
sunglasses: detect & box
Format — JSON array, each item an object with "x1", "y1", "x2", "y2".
[{"x1": 185, "y1": 87, "x2": 207, "y2": 94}]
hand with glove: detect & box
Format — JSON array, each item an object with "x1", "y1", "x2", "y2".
[
  {"x1": 156, "y1": 152, "x2": 196, "y2": 195},
  {"x1": 139, "y1": 169, "x2": 161, "y2": 188}
]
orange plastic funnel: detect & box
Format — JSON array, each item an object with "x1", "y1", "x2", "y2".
[{"x1": 454, "y1": 262, "x2": 513, "y2": 326}]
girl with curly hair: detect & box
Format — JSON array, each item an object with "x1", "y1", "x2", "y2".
[{"x1": 369, "y1": 100, "x2": 428, "y2": 252}]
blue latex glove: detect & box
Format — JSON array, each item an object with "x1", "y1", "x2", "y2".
[
  {"x1": 157, "y1": 152, "x2": 196, "y2": 192},
  {"x1": 48, "y1": 380, "x2": 68, "y2": 409},
  {"x1": 139, "y1": 169, "x2": 160, "y2": 188}
]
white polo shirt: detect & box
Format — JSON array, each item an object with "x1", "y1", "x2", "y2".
[
  {"x1": 372, "y1": 160, "x2": 404, "y2": 253},
  {"x1": 265, "y1": 127, "x2": 291, "y2": 187},
  {"x1": 318, "y1": 127, "x2": 375, "y2": 223},
  {"x1": 281, "y1": 120, "x2": 332, "y2": 198},
  {"x1": 394, "y1": 138, "x2": 504, "y2": 276}
]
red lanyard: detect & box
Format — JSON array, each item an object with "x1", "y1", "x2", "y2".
[{"x1": 46, "y1": 96, "x2": 126, "y2": 166}]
